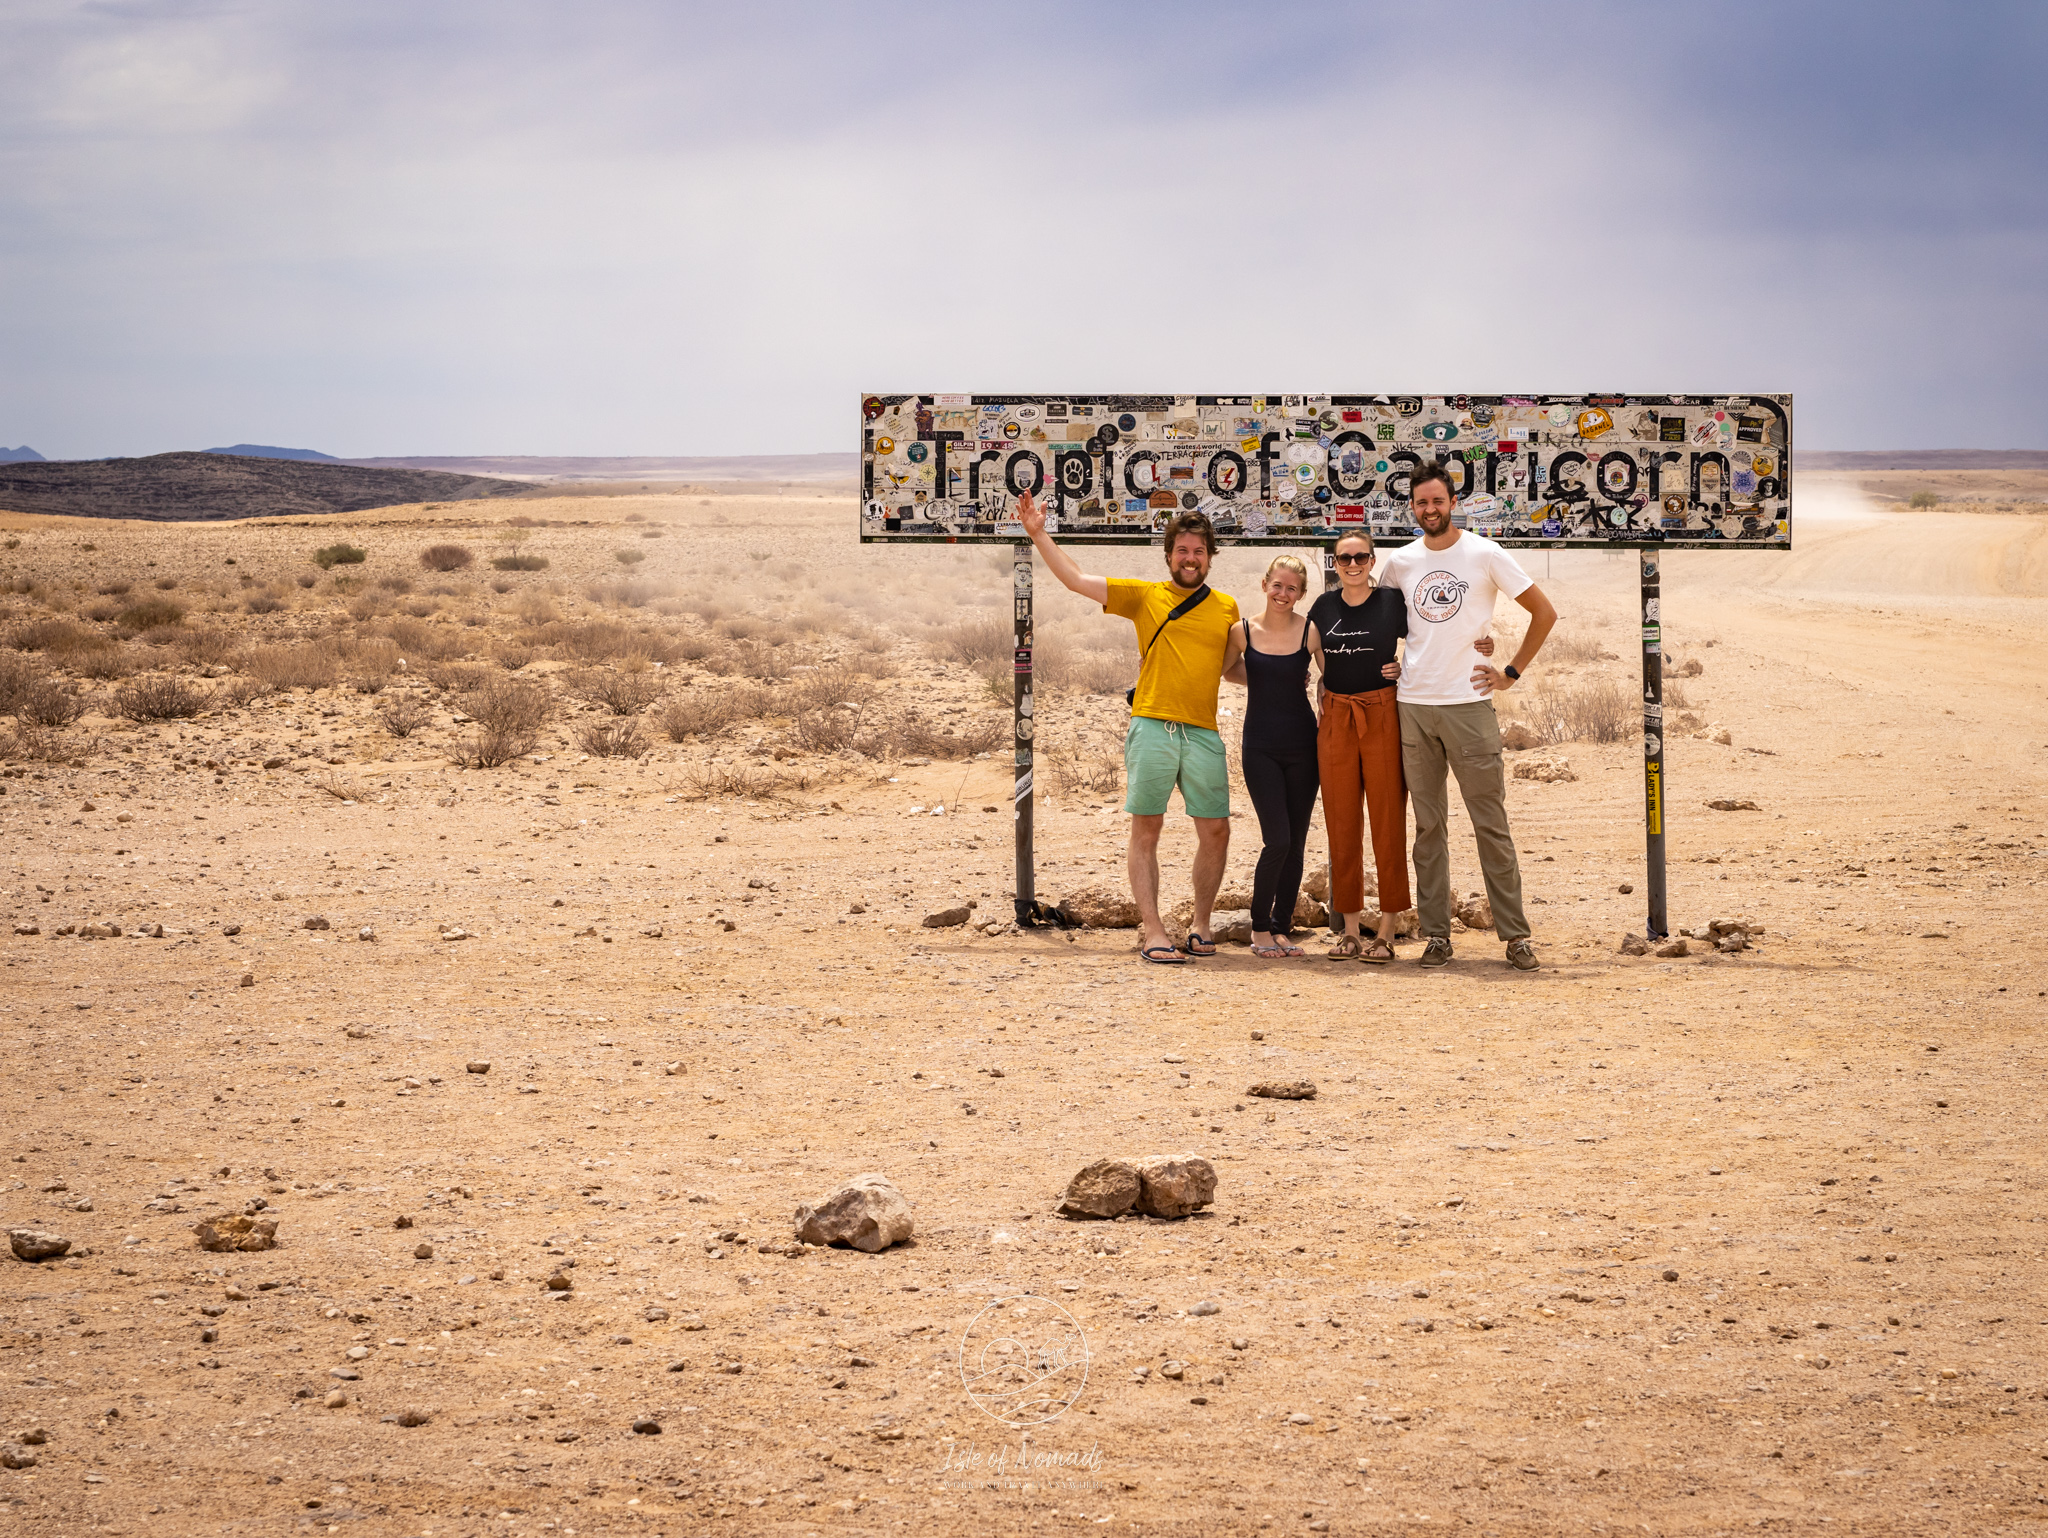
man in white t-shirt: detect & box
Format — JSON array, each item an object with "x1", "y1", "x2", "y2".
[{"x1": 1379, "y1": 462, "x2": 1558, "y2": 970}]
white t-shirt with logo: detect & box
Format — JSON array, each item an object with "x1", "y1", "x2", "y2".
[{"x1": 1380, "y1": 530, "x2": 1534, "y2": 706}]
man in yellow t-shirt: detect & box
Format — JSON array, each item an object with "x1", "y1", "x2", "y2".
[{"x1": 1019, "y1": 490, "x2": 1241, "y2": 965}]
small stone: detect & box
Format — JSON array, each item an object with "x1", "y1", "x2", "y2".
[
  {"x1": 1057, "y1": 1160, "x2": 1140, "y2": 1220},
  {"x1": 1248, "y1": 1081, "x2": 1316, "y2": 1100},
  {"x1": 640, "y1": 925, "x2": 664, "y2": 939},
  {"x1": 545, "y1": 1272, "x2": 573, "y2": 1291},
  {"x1": 1286, "y1": 1412, "x2": 1314, "y2": 1425},
  {"x1": 263, "y1": 757, "x2": 285, "y2": 770},
  {"x1": 1229, "y1": 1337, "x2": 1249, "y2": 1351},
  {"x1": 346, "y1": 1345, "x2": 370, "y2": 1361},
  {"x1": 1159, "y1": 1360, "x2": 1185, "y2": 1380},
  {"x1": 8, "y1": 1229, "x2": 71, "y2": 1262},
  {"x1": 191, "y1": 1215, "x2": 278, "y2": 1253},
  {"x1": 395, "y1": 1408, "x2": 430, "y2": 1427},
  {"x1": 663, "y1": 1061, "x2": 683, "y2": 1076},
  {"x1": 848, "y1": 901, "x2": 865, "y2": 915},
  {"x1": 239, "y1": 972, "x2": 255, "y2": 987},
  {"x1": 1655, "y1": 937, "x2": 1690, "y2": 958},
  {"x1": 518, "y1": 1084, "x2": 539, "y2": 1095},
  {"x1": 632, "y1": 1417, "x2": 662, "y2": 1435},
  {"x1": 921, "y1": 905, "x2": 971, "y2": 929},
  {"x1": 1662, "y1": 1269, "x2": 1680, "y2": 1282},
  {"x1": 1618, "y1": 934, "x2": 1652, "y2": 956},
  {"x1": 0, "y1": 1445, "x2": 39, "y2": 1469},
  {"x1": 1706, "y1": 797, "x2": 1759, "y2": 812},
  {"x1": 1249, "y1": 1030, "x2": 1263, "y2": 1041},
  {"x1": 13, "y1": 923, "x2": 38, "y2": 936},
  {"x1": 1618, "y1": 883, "x2": 1633, "y2": 895},
  {"x1": 1189, "y1": 1300, "x2": 1221, "y2": 1316},
  {"x1": 1511, "y1": 755, "x2": 1576, "y2": 783},
  {"x1": 413, "y1": 1243, "x2": 434, "y2": 1260},
  {"x1": 644, "y1": 1305, "x2": 669, "y2": 1322},
  {"x1": 302, "y1": 915, "x2": 330, "y2": 931},
  {"x1": 1135, "y1": 1154, "x2": 1218, "y2": 1219},
  {"x1": 329, "y1": 1368, "x2": 359, "y2": 1381},
  {"x1": 394, "y1": 1215, "x2": 414, "y2": 1229},
  {"x1": 1454, "y1": 893, "x2": 1494, "y2": 931},
  {"x1": 465, "y1": 1060, "x2": 490, "y2": 1074},
  {"x1": 1499, "y1": 720, "x2": 1541, "y2": 751},
  {"x1": 323, "y1": 1390, "x2": 348, "y2": 1408},
  {"x1": 1712, "y1": 729, "x2": 1733, "y2": 746},
  {"x1": 357, "y1": 927, "x2": 375, "y2": 942},
  {"x1": 794, "y1": 1173, "x2": 914, "y2": 1252},
  {"x1": 441, "y1": 927, "x2": 470, "y2": 942}
]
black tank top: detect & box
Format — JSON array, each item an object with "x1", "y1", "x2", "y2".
[{"x1": 1240, "y1": 619, "x2": 1318, "y2": 758}]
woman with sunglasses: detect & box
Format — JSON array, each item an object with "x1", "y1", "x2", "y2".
[{"x1": 1307, "y1": 531, "x2": 1412, "y2": 962}]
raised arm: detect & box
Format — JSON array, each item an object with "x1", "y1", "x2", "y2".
[{"x1": 1017, "y1": 490, "x2": 1109, "y2": 606}]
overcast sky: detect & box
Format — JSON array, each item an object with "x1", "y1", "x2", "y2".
[{"x1": 2, "y1": 0, "x2": 2043, "y2": 459}]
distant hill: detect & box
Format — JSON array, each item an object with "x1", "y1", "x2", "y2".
[
  {"x1": 0, "y1": 445, "x2": 45, "y2": 464},
  {"x1": 0, "y1": 451, "x2": 533, "y2": 521},
  {"x1": 202, "y1": 444, "x2": 340, "y2": 462},
  {"x1": 1799, "y1": 450, "x2": 2048, "y2": 471},
  {"x1": 342, "y1": 452, "x2": 856, "y2": 483}
]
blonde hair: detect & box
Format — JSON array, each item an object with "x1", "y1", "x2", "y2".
[{"x1": 1263, "y1": 554, "x2": 1309, "y2": 587}]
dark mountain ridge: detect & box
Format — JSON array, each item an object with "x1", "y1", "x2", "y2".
[{"x1": 0, "y1": 451, "x2": 533, "y2": 521}]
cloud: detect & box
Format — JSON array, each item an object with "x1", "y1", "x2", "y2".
[{"x1": 1, "y1": 0, "x2": 2043, "y2": 457}]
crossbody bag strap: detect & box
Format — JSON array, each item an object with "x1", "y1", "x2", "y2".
[{"x1": 1141, "y1": 584, "x2": 1212, "y2": 659}]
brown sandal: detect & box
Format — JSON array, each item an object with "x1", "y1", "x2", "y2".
[
  {"x1": 1326, "y1": 934, "x2": 1363, "y2": 960},
  {"x1": 1359, "y1": 936, "x2": 1395, "y2": 964}
]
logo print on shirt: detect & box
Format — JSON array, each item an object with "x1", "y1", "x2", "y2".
[{"x1": 1413, "y1": 571, "x2": 1469, "y2": 623}]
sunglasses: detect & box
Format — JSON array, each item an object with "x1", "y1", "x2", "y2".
[{"x1": 1332, "y1": 552, "x2": 1374, "y2": 566}]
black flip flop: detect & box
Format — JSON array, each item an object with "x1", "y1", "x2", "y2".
[
  {"x1": 1140, "y1": 943, "x2": 1188, "y2": 965},
  {"x1": 1182, "y1": 931, "x2": 1217, "y2": 957}
]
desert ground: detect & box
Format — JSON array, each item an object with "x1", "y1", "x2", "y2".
[{"x1": 1, "y1": 483, "x2": 2046, "y2": 1538}]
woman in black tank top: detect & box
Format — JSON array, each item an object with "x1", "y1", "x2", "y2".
[{"x1": 1224, "y1": 555, "x2": 1324, "y2": 957}]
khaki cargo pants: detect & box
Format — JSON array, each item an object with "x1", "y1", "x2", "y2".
[{"x1": 1398, "y1": 699, "x2": 1531, "y2": 943}]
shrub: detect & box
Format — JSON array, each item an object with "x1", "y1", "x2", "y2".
[
  {"x1": 491, "y1": 554, "x2": 548, "y2": 571},
  {"x1": 10, "y1": 617, "x2": 113, "y2": 659},
  {"x1": 241, "y1": 642, "x2": 340, "y2": 691},
  {"x1": 84, "y1": 601, "x2": 122, "y2": 622},
  {"x1": 113, "y1": 674, "x2": 212, "y2": 721},
  {"x1": 376, "y1": 693, "x2": 433, "y2": 737},
  {"x1": 403, "y1": 600, "x2": 438, "y2": 619},
  {"x1": 71, "y1": 647, "x2": 137, "y2": 680},
  {"x1": 312, "y1": 544, "x2": 368, "y2": 570},
  {"x1": 245, "y1": 591, "x2": 287, "y2": 615},
  {"x1": 1541, "y1": 630, "x2": 1605, "y2": 665},
  {"x1": 95, "y1": 580, "x2": 132, "y2": 596},
  {"x1": 889, "y1": 709, "x2": 1005, "y2": 759},
  {"x1": 932, "y1": 612, "x2": 1013, "y2": 667},
  {"x1": 786, "y1": 666, "x2": 879, "y2": 753},
  {"x1": 383, "y1": 616, "x2": 471, "y2": 661},
  {"x1": 576, "y1": 719, "x2": 650, "y2": 759},
  {"x1": 489, "y1": 579, "x2": 514, "y2": 595},
  {"x1": 153, "y1": 576, "x2": 178, "y2": 591},
  {"x1": 296, "y1": 573, "x2": 318, "y2": 589},
  {"x1": 565, "y1": 667, "x2": 665, "y2": 716},
  {"x1": 455, "y1": 675, "x2": 552, "y2": 764},
  {"x1": 1908, "y1": 490, "x2": 1939, "y2": 509},
  {"x1": 614, "y1": 548, "x2": 647, "y2": 566},
  {"x1": 174, "y1": 627, "x2": 237, "y2": 669},
  {"x1": 420, "y1": 544, "x2": 474, "y2": 571},
  {"x1": 1528, "y1": 678, "x2": 1633, "y2": 745},
  {"x1": 428, "y1": 662, "x2": 491, "y2": 693},
  {"x1": 0, "y1": 653, "x2": 42, "y2": 714},
  {"x1": 0, "y1": 721, "x2": 72, "y2": 762},
  {"x1": 117, "y1": 597, "x2": 186, "y2": 631},
  {"x1": 654, "y1": 684, "x2": 771, "y2": 742},
  {"x1": 18, "y1": 677, "x2": 89, "y2": 726},
  {"x1": 344, "y1": 636, "x2": 401, "y2": 694},
  {"x1": 222, "y1": 676, "x2": 270, "y2": 707}
]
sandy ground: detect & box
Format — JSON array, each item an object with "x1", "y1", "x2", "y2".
[{"x1": 2, "y1": 492, "x2": 2046, "y2": 1538}]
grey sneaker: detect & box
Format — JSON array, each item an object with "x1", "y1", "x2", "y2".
[
  {"x1": 1417, "y1": 936, "x2": 1453, "y2": 968},
  {"x1": 1505, "y1": 938, "x2": 1540, "y2": 971}
]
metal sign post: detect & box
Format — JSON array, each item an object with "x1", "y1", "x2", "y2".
[
  {"x1": 1640, "y1": 551, "x2": 1668, "y2": 939},
  {"x1": 1012, "y1": 544, "x2": 1037, "y2": 926}
]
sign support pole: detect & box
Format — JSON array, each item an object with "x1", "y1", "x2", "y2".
[
  {"x1": 1012, "y1": 543, "x2": 1037, "y2": 926},
  {"x1": 1640, "y1": 550, "x2": 1668, "y2": 939}
]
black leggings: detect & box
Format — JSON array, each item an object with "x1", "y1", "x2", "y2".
[{"x1": 1242, "y1": 748, "x2": 1320, "y2": 935}]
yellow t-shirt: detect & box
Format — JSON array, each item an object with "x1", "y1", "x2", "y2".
[{"x1": 1104, "y1": 577, "x2": 1241, "y2": 732}]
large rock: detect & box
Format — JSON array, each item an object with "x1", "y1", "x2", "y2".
[
  {"x1": 193, "y1": 1215, "x2": 279, "y2": 1253},
  {"x1": 1512, "y1": 756, "x2": 1576, "y2": 783},
  {"x1": 1056, "y1": 885, "x2": 1140, "y2": 929},
  {"x1": 794, "y1": 1173, "x2": 914, "y2": 1253},
  {"x1": 8, "y1": 1229, "x2": 70, "y2": 1262},
  {"x1": 1136, "y1": 1155, "x2": 1217, "y2": 1218},
  {"x1": 1303, "y1": 863, "x2": 1331, "y2": 902},
  {"x1": 1248, "y1": 1080, "x2": 1317, "y2": 1100},
  {"x1": 1291, "y1": 893, "x2": 1329, "y2": 929},
  {"x1": 921, "y1": 905, "x2": 971, "y2": 928},
  {"x1": 1499, "y1": 720, "x2": 1542, "y2": 751},
  {"x1": 1455, "y1": 893, "x2": 1494, "y2": 931},
  {"x1": 1056, "y1": 1159, "x2": 1140, "y2": 1220},
  {"x1": 1618, "y1": 933, "x2": 1652, "y2": 956}
]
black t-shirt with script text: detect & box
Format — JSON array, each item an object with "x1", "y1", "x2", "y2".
[{"x1": 1308, "y1": 586, "x2": 1407, "y2": 696}]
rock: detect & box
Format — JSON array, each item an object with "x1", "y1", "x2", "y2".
[
  {"x1": 518, "y1": 1083, "x2": 539, "y2": 1095},
  {"x1": 1716, "y1": 932, "x2": 1750, "y2": 953},
  {"x1": 1618, "y1": 882, "x2": 1634, "y2": 895},
  {"x1": 323, "y1": 1390, "x2": 348, "y2": 1408},
  {"x1": 1618, "y1": 934, "x2": 1652, "y2": 956},
  {"x1": 440, "y1": 927, "x2": 470, "y2": 941},
  {"x1": 1706, "y1": 798, "x2": 1759, "y2": 812},
  {"x1": 394, "y1": 1214, "x2": 414, "y2": 1229},
  {"x1": 396, "y1": 1408, "x2": 431, "y2": 1427},
  {"x1": 921, "y1": 905, "x2": 971, "y2": 929},
  {"x1": 357, "y1": 927, "x2": 375, "y2": 942},
  {"x1": 413, "y1": 1243, "x2": 434, "y2": 1260},
  {"x1": 1190, "y1": 1299, "x2": 1220, "y2": 1316},
  {"x1": 1661, "y1": 1269, "x2": 1680, "y2": 1282},
  {"x1": 1056, "y1": 885, "x2": 1141, "y2": 929},
  {"x1": 1712, "y1": 728, "x2": 1733, "y2": 746},
  {"x1": 1135, "y1": 1154, "x2": 1217, "y2": 1219},
  {"x1": 1248, "y1": 1081, "x2": 1316, "y2": 1100},
  {"x1": 0, "y1": 1445, "x2": 38, "y2": 1469},
  {"x1": 8, "y1": 1229, "x2": 70, "y2": 1262},
  {"x1": 1160, "y1": 1360, "x2": 1186, "y2": 1380},
  {"x1": 1208, "y1": 909, "x2": 1253, "y2": 944},
  {"x1": 14, "y1": 923, "x2": 38, "y2": 936},
  {"x1": 644, "y1": 1305, "x2": 669, "y2": 1322},
  {"x1": 465, "y1": 1060, "x2": 490, "y2": 1074},
  {"x1": 263, "y1": 757, "x2": 285, "y2": 770},
  {"x1": 239, "y1": 972, "x2": 255, "y2": 988},
  {"x1": 1303, "y1": 863, "x2": 1331, "y2": 902},
  {"x1": 1676, "y1": 658, "x2": 1702, "y2": 676},
  {"x1": 1455, "y1": 893, "x2": 1493, "y2": 931},
  {"x1": 632, "y1": 1417, "x2": 662, "y2": 1435},
  {"x1": 192, "y1": 1215, "x2": 278, "y2": 1253},
  {"x1": 640, "y1": 925, "x2": 664, "y2": 939},
  {"x1": 1499, "y1": 720, "x2": 1541, "y2": 751},
  {"x1": 1655, "y1": 937, "x2": 1690, "y2": 958},
  {"x1": 1381, "y1": 908, "x2": 1420, "y2": 939},
  {"x1": 302, "y1": 915, "x2": 330, "y2": 931},
  {"x1": 1291, "y1": 892, "x2": 1328, "y2": 928},
  {"x1": 1056, "y1": 1160, "x2": 1140, "y2": 1220},
  {"x1": 1708, "y1": 916, "x2": 1756, "y2": 937},
  {"x1": 793, "y1": 1173, "x2": 914, "y2": 1253},
  {"x1": 1512, "y1": 755, "x2": 1576, "y2": 782},
  {"x1": 545, "y1": 1272, "x2": 573, "y2": 1291},
  {"x1": 663, "y1": 1061, "x2": 683, "y2": 1076}
]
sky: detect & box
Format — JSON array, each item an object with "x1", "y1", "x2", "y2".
[{"x1": 2, "y1": 0, "x2": 2044, "y2": 460}]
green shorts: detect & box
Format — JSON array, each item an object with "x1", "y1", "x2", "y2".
[{"x1": 1124, "y1": 716, "x2": 1230, "y2": 819}]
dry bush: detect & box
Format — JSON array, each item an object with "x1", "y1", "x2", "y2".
[
  {"x1": 672, "y1": 633, "x2": 715, "y2": 663},
  {"x1": 514, "y1": 592, "x2": 558, "y2": 624},
  {"x1": 117, "y1": 597, "x2": 185, "y2": 630},
  {"x1": 931, "y1": 611, "x2": 1014, "y2": 669},
  {"x1": 341, "y1": 636, "x2": 401, "y2": 694},
  {"x1": 96, "y1": 580, "x2": 133, "y2": 597},
  {"x1": 889, "y1": 709, "x2": 1005, "y2": 759},
  {"x1": 71, "y1": 647, "x2": 137, "y2": 681},
  {"x1": 137, "y1": 625, "x2": 183, "y2": 649},
  {"x1": 376, "y1": 693, "x2": 434, "y2": 737},
  {"x1": 245, "y1": 590, "x2": 288, "y2": 615},
  {"x1": 1527, "y1": 677, "x2": 1633, "y2": 745},
  {"x1": 493, "y1": 644, "x2": 535, "y2": 671},
  {"x1": 241, "y1": 642, "x2": 340, "y2": 692},
  {"x1": 453, "y1": 675, "x2": 555, "y2": 766},
  {"x1": 0, "y1": 721, "x2": 74, "y2": 762},
  {"x1": 491, "y1": 554, "x2": 548, "y2": 571},
  {"x1": 383, "y1": 617, "x2": 471, "y2": 661},
  {"x1": 614, "y1": 549, "x2": 647, "y2": 566},
  {"x1": 785, "y1": 664, "x2": 879, "y2": 753},
  {"x1": 533, "y1": 619, "x2": 675, "y2": 665},
  {"x1": 653, "y1": 684, "x2": 772, "y2": 742},
  {"x1": 585, "y1": 579, "x2": 665, "y2": 609},
  {"x1": 0, "y1": 652, "x2": 40, "y2": 715},
  {"x1": 576, "y1": 719, "x2": 650, "y2": 759},
  {"x1": 347, "y1": 592, "x2": 395, "y2": 620},
  {"x1": 683, "y1": 762, "x2": 781, "y2": 800},
  {"x1": 328, "y1": 574, "x2": 365, "y2": 595},
  {"x1": 730, "y1": 639, "x2": 805, "y2": 680},
  {"x1": 153, "y1": 576, "x2": 178, "y2": 591},
  {"x1": 11, "y1": 617, "x2": 114, "y2": 660},
  {"x1": 420, "y1": 544, "x2": 474, "y2": 572},
  {"x1": 18, "y1": 677, "x2": 88, "y2": 727},
  {"x1": 639, "y1": 527, "x2": 665, "y2": 539},
  {"x1": 296, "y1": 573, "x2": 319, "y2": 589},
  {"x1": 402, "y1": 600, "x2": 439, "y2": 619},
  {"x1": 1661, "y1": 678, "x2": 1694, "y2": 710},
  {"x1": 312, "y1": 543, "x2": 367, "y2": 570},
  {"x1": 222, "y1": 676, "x2": 270, "y2": 707},
  {"x1": 1542, "y1": 629, "x2": 1607, "y2": 665},
  {"x1": 112, "y1": 674, "x2": 212, "y2": 721},
  {"x1": 428, "y1": 661, "x2": 492, "y2": 693},
  {"x1": 174, "y1": 628, "x2": 237, "y2": 668},
  {"x1": 84, "y1": 600, "x2": 122, "y2": 622},
  {"x1": 1033, "y1": 637, "x2": 1130, "y2": 696},
  {"x1": 565, "y1": 667, "x2": 665, "y2": 717},
  {"x1": 1046, "y1": 742, "x2": 1124, "y2": 796},
  {"x1": 376, "y1": 574, "x2": 415, "y2": 594}
]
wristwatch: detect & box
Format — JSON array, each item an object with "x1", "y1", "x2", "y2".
[{"x1": 1502, "y1": 664, "x2": 1520, "y2": 681}]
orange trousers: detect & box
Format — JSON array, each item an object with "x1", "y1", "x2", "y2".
[{"x1": 1317, "y1": 687, "x2": 1411, "y2": 916}]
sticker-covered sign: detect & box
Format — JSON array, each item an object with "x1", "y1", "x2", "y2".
[{"x1": 860, "y1": 393, "x2": 1792, "y2": 549}]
